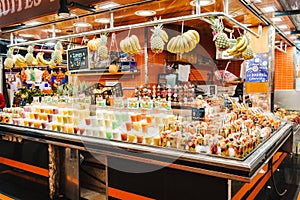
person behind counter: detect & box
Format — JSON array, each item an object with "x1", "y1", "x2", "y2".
[{"x1": 0, "y1": 93, "x2": 6, "y2": 109}]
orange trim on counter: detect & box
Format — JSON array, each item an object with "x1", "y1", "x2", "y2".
[
  {"x1": 0, "y1": 193, "x2": 14, "y2": 200},
  {"x1": 0, "y1": 157, "x2": 49, "y2": 177},
  {"x1": 246, "y1": 153, "x2": 286, "y2": 200},
  {"x1": 232, "y1": 152, "x2": 285, "y2": 200},
  {"x1": 108, "y1": 187, "x2": 155, "y2": 200},
  {"x1": 297, "y1": 191, "x2": 300, "y2": 200}
]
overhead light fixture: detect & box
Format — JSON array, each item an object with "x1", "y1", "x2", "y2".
[
  {"x1": 58, "y1": 13, "x2": 77, "y2": 19},
  {"x1": 45, "y1": 41, "x2": 56, "y2": 46},
  {"x1": 233, "y1": 23, "x2": 252, "y2": 28},
  {"x1": 96, "y1": 2, "x2": 120, "y2": 10},
  {"x1": 135, "y1": 10, "x2": 156, "y2": 16},
  {"x1": 25, "y1": 21, "x2": 42, "y2": 26},
  {"x1": 43, "y1": 29, "x2": 62, "y2": 33},
  {"x1": 58, "y1": 0, "x2": 70, "y2": 18},
  {"x1": 190, "y1": 0, "x2": 216, "y2": 7},
  {"x1": 270, "y1": 17, "x2": 283, "y2": 22},
  {"x1": 277, "y1": 24, "x2": 289, "y2": 29},
  {"x1": 94, "y1": 18, "x2": 110, "y2": 24},
  {"x1": 73, "y1": 22, "x2": 92, "y2": 27},
  {"x1": 284, "y1": 31, "x2": 291, "y2": 35},
  {"x1": 252, "y1": 0, "x2": 263, "y2": 3},
  {"x1": 19, "y1": 33, "x2": 37, "y2": 38},
  {"x1": 261, "y1": 6, "x2": 276, "y2": 13},
  {"x1": 15, "y1": 38, "x2": 27, "y2": 42}
]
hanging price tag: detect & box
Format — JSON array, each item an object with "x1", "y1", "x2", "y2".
[
  {"x1": 96, "y1": 97, "x2": 106, "y2": 107},
  {"x1": 127, "y1": 98, "x2": 139, "y2": 109},
  {"x1": 159, "y1": 101, "x2": 171, "y2": 110},
  {"x1": 113, "y1": 97, "x2": 124, "y2": 109},
  {"x1": 140, "y1": 100, "x2": 153, "y2": 110}
]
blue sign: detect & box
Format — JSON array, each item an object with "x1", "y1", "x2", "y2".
[{"x1": 246, "y1": 53, "x2": 269, "y2": 82}]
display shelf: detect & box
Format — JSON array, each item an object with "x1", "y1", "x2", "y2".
[{"x1": 69, "y1": 71, "x2": 140, "y2": 79}]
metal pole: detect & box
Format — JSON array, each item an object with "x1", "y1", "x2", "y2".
[
  {"x1": 8, "y1": 12, "x2": 261, "y2": 47},
  {"x1": 268, "y1": 25, "x2": 276, "y2": 112},
  {"x1": 144, "y1": 27, "x2": 148, "y2": 86},
  {"x1": 195, "y1": 0, "x2": 201, "y2": 15},
  {"x1": 52, "y1": 24, "x2": 56, "y2": 38},
  {"x1": 110, "y1": 12, "x2": 114, "y2": 28},
  {"x1": 224, "y1": 0, "x2": 229, "y2": 15},
  {"x1": 10, "y1": 33, "x2": 14, "y2": 45}
]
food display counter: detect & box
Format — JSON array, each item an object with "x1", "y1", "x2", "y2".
[{"x1": 0, "y1": 116, "x2": 293, "y2": 200}]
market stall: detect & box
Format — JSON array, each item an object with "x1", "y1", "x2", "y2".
[{"x1": 0, "y1": 0, "x2": 298, "y2": 199}]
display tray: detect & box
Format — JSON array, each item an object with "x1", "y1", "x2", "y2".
[
  {"x1": 73, "y1": 121, "x2": 287, "y2": 161},
  {"x1": 0, "y1": 122, "x2": 292, "y2": 182}
]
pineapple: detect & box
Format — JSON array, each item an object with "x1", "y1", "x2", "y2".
[
  {"x1": 4, "y1": 48, "x2": 14, "y2": 69},
  {"x1": 98, "y1": 46, "x2": 108, "y2": 59},
  {"x1": 98, "y1": 34, "x2": 108, "y2": 59},
  {"x1": 51, "y1": 41, "x2": 63, "y2": 65},
  {"x1": 150, "y1": 23, "x2": 168, "y2": 54},
  {"x1": 151, "y1": 35, "x2": 164, "y2": 54},
  {"x1": 210, "y1": 17, "x2": 230, "y2": 51},
  {"x1": 25, "y1": 45, "x2": 37, "y2": 65},
  {"x1": 242, "y1": 46, "x2": 254, "y2": 60}
]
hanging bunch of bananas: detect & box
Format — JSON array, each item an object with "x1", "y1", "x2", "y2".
[
  {"x1": 36, "y1": 52, "x2": 50, "y2": 66},
  {"x1": 25, "y1": 45, "x2": 38, "y2": 66},
  {"x1": 4, "y1": 48, "x2": 14, "y2": 69},
  {"x1": 167, "y1": 30, "x2": 200, "y2": 54},
  {"x1": 120, "y1": 35, "x2": 141, "y2": 54},
  {"x1": 14, "y1": 54, "x2": 27, "y2": 68},
  {"x1": 226, "y1": 34, "x2": 251, "y2": 58}
]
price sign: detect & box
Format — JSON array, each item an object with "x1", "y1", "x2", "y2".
[
  {"x1": 67, "y1": 47, "x2": 89, "y2": 71},
  {"x1": 192, "y1": 108, "x2": 205, "y2": 121}
]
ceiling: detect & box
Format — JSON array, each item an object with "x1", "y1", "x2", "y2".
[{"x1": 0, "y1": 0, "x2": 299, "y2": 47}]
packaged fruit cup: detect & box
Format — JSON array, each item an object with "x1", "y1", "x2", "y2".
[
  {"x1": 137, "y1": 135, "x2": 143, "y2": 143},
  {"x1": 99, "y1": 128, "x2": 106, "y2": 138},
  {"x1": 145, "y1": 136, "x2": 153, "y2": 145},
  {"x1": 141, "y1": 123, "x2": 149, "y2": 134},
  {"x1": 51, "y1": 123, "x2": 57, "y2": 131},
  {"x1": 57, "y1": 115, "x2": 63, "y2": 123},
  {"x1": 153, "y1": 137, "x2": 160, "y2": 146},
  {"x1": 85, "y1": 117, "x2": 91, "y2": 126},
  {"x1": 130, "y1": 114, "x2": 137, "y2": 122},
  {"x1": 79, "y1": 127, "x2": 85, "y2": 135},
  {"x1": 56, "y1": 124, "x2": 62, "y2": 132},
  {"x1": 112, "y1": 130, "x2": 120, "y2": 140},
  {"x1": 105, "y1": 119, "x2": 112, "y2": 129},
  {"x1": 73, "y1": 127, "x2": 79, "y2": 134},
  {"x1": 63, "y1": 116, "x2": 68, "y2": 124},
  {"x1": 128, "y1": 134, "x2": 135, "y2": 143},
  {"x1": 121, "y1": 133, "x2": 128, "y2": 141},
  {"x1": 34, "y1": 113, "x2": 39, "y2": 120},
  {"x1": 133, "y1": 122, "x2": 141, "y2": 132},
  {"x1": 106, "y1": 130, "x2": 112, "y2": 139},
  {"x1": 125, "y1": 122, "x2": 133, "y2": 131}
]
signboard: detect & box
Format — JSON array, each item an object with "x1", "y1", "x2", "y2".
[
  {"x1": 0, "y1": 0, "x2": 99, "y2": 27},
  {"x1": 246, "y1": 53, "x2": 269, "y2": 82},
  {"x1": 192, "y1": 108, "x2": 205, "y2": 121},
  {"x1": 67, "y1": 47, "x2": 89, "y2": 72}
]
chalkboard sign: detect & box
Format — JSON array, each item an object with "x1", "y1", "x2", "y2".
[
  {"x1": 67, "y1": 47, "x2": 89, "y2": 71},
  {"x1": 192, "y1": 108, "x2": 205, "y2": 121}
]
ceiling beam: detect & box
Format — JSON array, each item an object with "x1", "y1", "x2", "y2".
[{"x1": 274, "y1": 10, "x2": 300, "y2": 17}]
